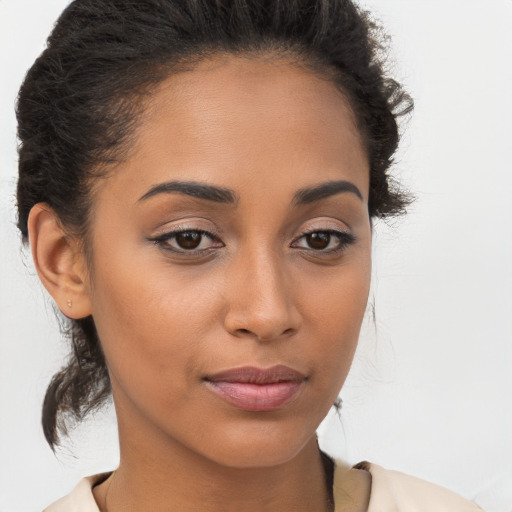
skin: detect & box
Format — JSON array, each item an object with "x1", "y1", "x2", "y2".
[{"x1": 29, "y1": 54, "x2": 372, "y2": 512}]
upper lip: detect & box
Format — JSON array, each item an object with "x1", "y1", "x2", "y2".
[{"x1": 205, "y1": 365, "x2": 306, "y2": 384}]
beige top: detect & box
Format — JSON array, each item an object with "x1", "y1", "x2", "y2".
[{"x1": 43, "y1": 460, "x2": 482, "y2": 512}]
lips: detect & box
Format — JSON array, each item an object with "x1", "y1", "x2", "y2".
[{"x1": 204, "y1": 365, "x2": 306, "y2": 411}]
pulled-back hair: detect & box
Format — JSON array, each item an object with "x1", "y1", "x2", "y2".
[{"x1": 16, "y1": 0, "x2": 413, "y2": 450}]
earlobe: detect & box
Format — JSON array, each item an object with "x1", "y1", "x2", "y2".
[{"x1": 27, "y1": 203, "x2": 92, "y2": 319}]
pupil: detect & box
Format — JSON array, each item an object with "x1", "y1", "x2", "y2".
[
  {"x1": 176, "y1": 231, "x2": 202, "y2": 249},
  {"x1": 307, "y1": 232, "x2": 330, "y2": 249}
]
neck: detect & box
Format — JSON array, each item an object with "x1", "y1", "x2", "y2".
[{"x1": 97, "y1": 409, "x2": 332, "y2": 512}]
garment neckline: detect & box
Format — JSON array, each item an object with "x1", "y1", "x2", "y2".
[{"x1": 89, "y1": 457, "x2": 372, "y2": 512}]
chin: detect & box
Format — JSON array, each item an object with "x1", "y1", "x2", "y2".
[
  {"x1": 210, "y1": 446, "x2": 305, "y2": 470},
  {"x1": 196, "y1": 423, "x2": 317, "y2": 470}
]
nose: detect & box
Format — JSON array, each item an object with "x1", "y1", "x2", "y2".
[{"x1": 223, "y1": 250, "x2": 302, "y2": 341}]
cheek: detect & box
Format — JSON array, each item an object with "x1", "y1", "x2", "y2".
[
  {"x1": 87, "y1": 244, "x2": 220, "y2": 399},
  {"x1": 300, "y1": 252, "x2": 371, "y2": 388},
  {"x1": 89, "y1": 271, "x2": 217, "y2": 441}
]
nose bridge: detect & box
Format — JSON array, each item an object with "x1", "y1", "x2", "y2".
[{"x1": 224, "y1": 243, "x2": 300, "y2": 340}]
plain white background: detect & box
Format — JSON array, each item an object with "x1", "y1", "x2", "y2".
[{"x1": 1, "y1": 1, "x2": 511, "y2": 511}]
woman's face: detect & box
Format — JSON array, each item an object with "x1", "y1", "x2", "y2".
[{"x1": 86, "y1": 54, "x2": 372, "y2": 468}]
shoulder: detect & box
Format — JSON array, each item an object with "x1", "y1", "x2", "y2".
[
  {"x1": 42, "y1": 472, "x2": 111, "y2": 512},
  {"x1": 349, "y1": 461, "x2": 483, "y2": 512},
  {"x1": 332, "y1": 459, "x2": 482, "y2": 512}
]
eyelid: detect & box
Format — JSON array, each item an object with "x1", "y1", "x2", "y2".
[
  {"x1": 147, "y1": 217, "x2": 355, "y2": 256},
  {"x1": 290, "y1": 219, "x2": 356, "y2": 254},
  {"x1": 296, "y1": 216, "x2": 350, "y2": 232},
  {"x1": 149, "y1": 224, "x2": 219, "y2": 239},
  {"x1": 291, "y1": 228, "x2": 355, "y2": 246},
  {"x1": 147, "y1": 226, "x2": 224, "y2": 255},
  {"x1": 149, "y1": 227, "x2": 218, "y2": 242},
  {"x1": 148, "y1": 216, "x2": 222, "y2": 236}
]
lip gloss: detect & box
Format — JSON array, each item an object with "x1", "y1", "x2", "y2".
[{"x1": 205, "y1": 365, "x2": 306, "y2": 411}]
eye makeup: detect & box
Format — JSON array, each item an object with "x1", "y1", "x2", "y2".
[
  {"x1": 147, "y1": 227, "x2": 224, "y2": 256},
  {"x1": 147, "y1": 224, "x2": 356, "y2": 262},
  {"x1": 291, "y1": 229, "x2": 356, "y2": 255}
]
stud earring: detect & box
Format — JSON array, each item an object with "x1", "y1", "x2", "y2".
[{"x1": 67, "y1": 299, "x2": 72, "y2": 308}]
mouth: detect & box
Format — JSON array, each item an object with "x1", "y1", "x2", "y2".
[{"x1": 204, "y1": 365, "x2": 306, "y2": 412}]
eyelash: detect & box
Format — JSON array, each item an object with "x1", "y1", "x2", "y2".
[
  {"x1": 148, "y1": 228, "x2": 223, "y2": 255},
  {"x1": 291, "y1": 229, "x2": 356, "y2": 255},
  {"x1": 148, "y1": 228, "x2": 356, "y2": 256}
]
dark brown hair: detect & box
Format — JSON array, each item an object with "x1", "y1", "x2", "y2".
[{"x1": 16, "y1": 0, "x2": 413, "y2": 450}]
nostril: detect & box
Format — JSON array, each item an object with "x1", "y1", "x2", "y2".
[{"x1": 234, "y1": 327, "x2": 295, "y2": 339}]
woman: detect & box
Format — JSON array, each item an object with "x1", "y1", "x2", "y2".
[{"x1": 9, "y1": 0, "x2": 491, "y2": 510}]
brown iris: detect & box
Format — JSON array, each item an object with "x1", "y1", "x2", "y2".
[
  {"x1": 176, "y1": 231, "x2": 202, "y2": 249},
  {"x1": 306, "y1": 232, "x2": 331, "y2": 249}
]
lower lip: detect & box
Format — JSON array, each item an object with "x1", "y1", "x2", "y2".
[{"x1": 206, "y1": 380, "x2": 304, "y2": 411}]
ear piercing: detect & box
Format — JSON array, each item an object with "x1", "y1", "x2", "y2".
[{"x1": 67, "y1": 299, "x2": 73, "y2": 308}]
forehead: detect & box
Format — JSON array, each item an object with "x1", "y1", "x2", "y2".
[{"x1": 97, "y1": 53, "x2": 369, "y2": 205}]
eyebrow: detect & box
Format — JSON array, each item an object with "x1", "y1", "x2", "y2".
[
  {"x1": 138, "y1": 181, "x2": 237, "y2": 204},
  {"x1": 293, "y1": 180, "x2": 363, "y2": 205},
  {"x1": 138, "y1": 178, "x2": 363, "y2": 206}
]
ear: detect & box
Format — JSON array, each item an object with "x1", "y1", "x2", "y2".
[{"x1": 27, "y1": 203, "x2": 92, "y2": 319}]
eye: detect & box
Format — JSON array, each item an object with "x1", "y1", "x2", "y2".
[
  {"x1": 291, "y1": 229, "x2": 355, "y2": 253},
  {"x1": 148, "y1": 229, "x2": 223, "y2": 253}
]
